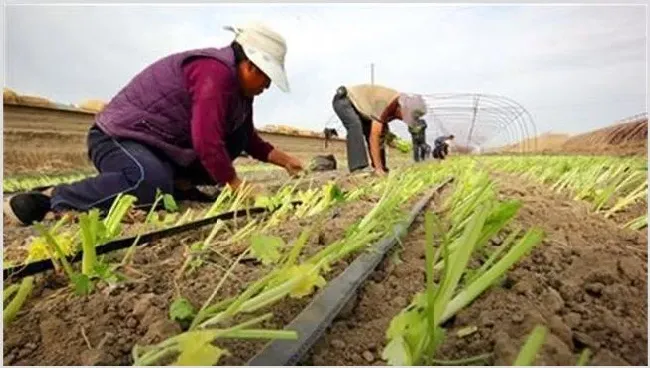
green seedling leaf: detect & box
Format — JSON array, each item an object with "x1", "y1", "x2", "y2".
[
  {"x1": 3, "y1": 284, "x2": 20, "y2": 304},
  {"x1": 173, "y1": 330, "x2": 226, "y2": 366},
  {"x1": 513, "y1": 325, "x2": 548, "y2": 366},
  {"x1": 33, "y1": 223, "x2": 76, "y2": 280},
  {"x1": 163, "y1": 193, "x2": 179, "y2": 212},
  {"x1": 254, "y1": 195, "x2": 276, "y2": 210},
  {"x1": 3, "y1": 276, "x2": 34, "y2": 324},
  {"x1": 384, "y1": 292, "x2": 436, "y2": 365},
  {"x1": 576, "y1": 348, "x2": 591, "y2": 366},
  {"x1": 327, "y1": 182, "x2": 346, "y2": 202},
  {"x1": 162, "y1": 213, "x2": 179, "y2": 226},
  {"x1": 189, "y1": 241, "x2": 204, "y2": 252},
  {"x1": 382, "y1": 335, "x2": 413, "y2": 366},
  {"x1": 286, "y1": 264, "x2": 327, "y2": 298},
  {"x1": 104, "y1": 193, "x2": 137, "y2": 239},
  {"x1": 250, "y1": 234, "x2": 285, "y2": 265},
  {"x1": 79, "y1": 209, "x2": 103, "y2": 276},
  {"x1": 94, "y1": 262, "x2": 126, "y2": 284},
  {"x1": 441, "y1": 228, "x2": 544, "y2": 323},
  {"x1": 71, "y1": 273, "x2": 93, "y2": 296},
  {"x1": 170, "y1": 297, "x2": 197, "y2": 323}
]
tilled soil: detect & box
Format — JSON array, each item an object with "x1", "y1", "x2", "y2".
[
  {"x1": 307, "y1": 172, "x2": 647, "y2": 366},
  {"x1": 603, "y1": 199, "x2": 647, "y2": 229},
  {"x1": 513, "y1": 172, "x2": 647, "y2": 231},
  {"x1": 2, "y1": 194, "x2": 380, "y2": 365},
  {"x1": 306, "y1": 207, "x2": 434, "y2": 366},
  {"x1": 2, "y1": 170, "x2": 424, "y2": 366}
]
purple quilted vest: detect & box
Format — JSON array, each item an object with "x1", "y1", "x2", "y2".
[{"x1": 96, "y1": 46, "x2": 251, "y2": 166}]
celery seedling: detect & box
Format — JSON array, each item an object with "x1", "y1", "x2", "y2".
[
  {"x1": 3, "y1": 276, "x2": 34, "y2": 324},
  {"x1": 576, "y1": 348, "x2": 591, "y2": 366},
  {"x1": 513, "y1": 325, "x2": 548, "y2": 365},
  {"x1": 79, "y1": 209, "x2": 103, "y2": 276}
]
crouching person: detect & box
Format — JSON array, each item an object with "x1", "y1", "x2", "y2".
[
  {"x1": 432, "y1": 134, "x2": 455, "y2": 160},
  {"x1": 4, "y1": 22, "x2": 304, "y2": 226},
  {"x1": 332, "y1": 83, "x2": 428, "y2": 175}
]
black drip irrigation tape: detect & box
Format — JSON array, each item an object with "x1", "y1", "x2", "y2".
[
  {"x1": 3, "y1": 201, "x2": 303, "y2": 281},
  {"x1": 246, "y1": 177, "x2": 454, "y2": 366}
]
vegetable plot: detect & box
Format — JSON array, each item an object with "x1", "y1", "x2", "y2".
[
  {"x1": 382, "y1": 166, "x2": 544, "y2": 365},
  {"x1": 3, "y1": 163, "x2": 453, "y2": 366},
  {"x1": 133, "y1": 166, "x2": 453, "y2": 366},
  {"x1": 3, "y1": 157, "x2": 646, "y2": 366},
  {"x1": 483, "y1": 155, "x2": 647, "y2": 229}
]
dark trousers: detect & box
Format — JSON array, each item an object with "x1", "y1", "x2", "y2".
[
  {"x1": 332, "y1": 87, "x2": 388, "y2": 172},
  {"x1": 432, "y1": 143, "x2": 449, "y2": 160},
  {"x1": 411, "y1": 136, "x2": 427, "y2": 162},
  {"x1": 50, "y1": 125, "x2": 216, "y2": 213}
]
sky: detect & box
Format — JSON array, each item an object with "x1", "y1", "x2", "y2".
[{"x1": 4, "y1": 3, "x2": 647, "y2": 148}]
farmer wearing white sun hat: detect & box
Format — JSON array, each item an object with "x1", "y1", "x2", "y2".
[
  {"x1": 225, "y1": 22, "x2": 291, "y2": 93},
  {"x1": 4, "y1": 22, "x2": 304, "y2": 226}
]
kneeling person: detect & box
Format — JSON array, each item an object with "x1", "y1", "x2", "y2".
[{"x1": 5, "y1": 22, "x2": 304, "y2": 226}]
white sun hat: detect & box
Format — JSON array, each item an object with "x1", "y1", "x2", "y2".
[
  {"x1": 224, "y1": 22, "x2": 290, "y2": 93},
  {"x1": 398, "y1": 93, "x2": 428, "y2": 127}
]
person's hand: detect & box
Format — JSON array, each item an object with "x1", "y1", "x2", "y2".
[
  {"x1": 268, "y1": 149, "x2": 304, "y2": 177},
  {"x1": 284, "y1": 156, "x2": 304, "y2": 177}
]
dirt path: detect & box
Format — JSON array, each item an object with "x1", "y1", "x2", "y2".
[{"x1": 306, "y1": 172, "x2": 647, "y2": 366}]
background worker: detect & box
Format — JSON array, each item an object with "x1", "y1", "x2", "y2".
[
  {"x1": 323, "y1": 127, "x2": 339, "y2": 148},
  {"x1": 332, "y1": 84, "x2": 428, "y2": 175},
  {"x1": 5, "y1": 22, "x2": 304, "y2": 226},
  {"x1": 408, "y1": 118, "x2": 429, "y2": 162},
  {"x1": 432, "y1": 134, "x2": 455, "y2": 160},
  {"x1": 422, "y1": 142, "x2": 432, "y2": 159}
]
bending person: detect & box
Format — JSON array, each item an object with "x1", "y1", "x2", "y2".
[
  {"x1": 432, "y1": 134, "x2": 455, "y2": 160},
  {"x1": 5, "y1": 22, "x2": 304, "y2": 226},
  {"x1": 332, "y1": 84, "x2": 428, "y2": 175}
]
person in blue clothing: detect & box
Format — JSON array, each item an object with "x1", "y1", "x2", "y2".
[{"x1": 432, "y1": 134, "x2": 455, "y2": 160}]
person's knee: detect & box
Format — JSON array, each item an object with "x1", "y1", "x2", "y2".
[{"x1": 128, "y1": 167, "x2": 173, "y2": 205}]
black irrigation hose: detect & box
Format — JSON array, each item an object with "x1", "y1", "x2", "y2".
[
  {"x1": 247, "y1": 177, "x2": 454, "y2": 366},
  {"x1": 3, "y1": 201, "x2": 303, "y2": 281}
]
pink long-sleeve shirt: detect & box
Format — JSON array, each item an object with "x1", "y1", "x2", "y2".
[{"x1": 183, "y1": 57, "x2": 274, "y2": 184}]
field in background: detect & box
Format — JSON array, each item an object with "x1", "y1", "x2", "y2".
[
  {"x1": 498, "y1": 114, "x2": 648, "y2": 156},
  {"x1": 3, "y1": 103, "x2": 413, "y2": 177}
]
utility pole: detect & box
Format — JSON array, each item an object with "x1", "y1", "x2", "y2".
[
  {"x1": 466, "y1": 95, "x2": 480, "y2": 147},
  {"x1": 370, "y1": 63, "x2": 375, "y2": 85}
]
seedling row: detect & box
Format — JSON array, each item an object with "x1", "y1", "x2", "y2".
[{"x1": 3, "y1": 156, "x2": 646, "y2": 366}]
